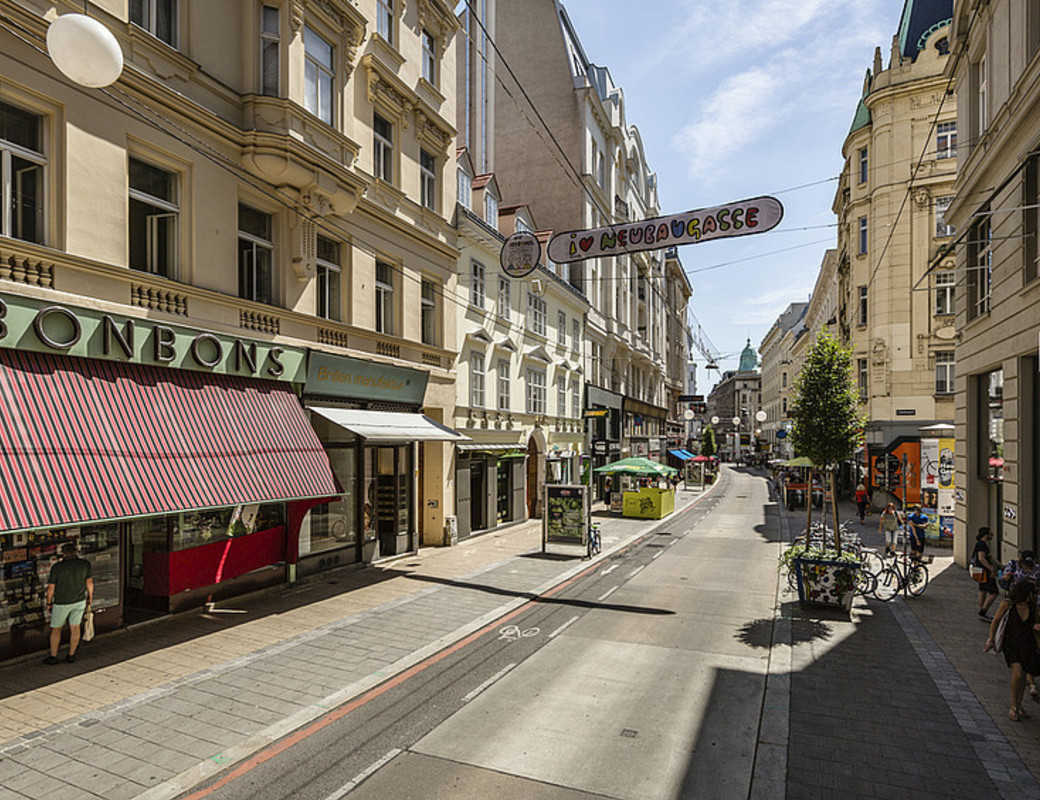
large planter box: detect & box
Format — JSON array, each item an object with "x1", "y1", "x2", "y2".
[{"x1": 793, "y1": 557, "x2": 860, "y2": 609}]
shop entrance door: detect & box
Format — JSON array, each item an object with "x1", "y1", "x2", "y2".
[
  {"x1": 373, "y1": 446, "x2": 413, "y2": 558},
  {"x1": 123, "y1": 517, "x2": 170, "y2": 617},
  {"x1": 470, "y1": 460, "x2": 486, "y2": 532}
]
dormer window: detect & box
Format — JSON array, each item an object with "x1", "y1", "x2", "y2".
[
  {"x1": 516, "y1": 217, "x2": 531, "y2": 234},
  {"x1": 458, "y1": 169, "x2": 472, "y2": 210},
  {"x1": 485, "y1": 191, "x2": 498, "y2": 225}
]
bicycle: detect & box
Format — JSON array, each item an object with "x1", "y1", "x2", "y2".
[
  {"x1": 874, "y1": 542, "x2": 930, "y2": 601},
  {"x1": 586, "y1": 522, "x2": 602, "y2": 559}
]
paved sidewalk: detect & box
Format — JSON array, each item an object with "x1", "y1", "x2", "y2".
[
  {"x1": 0, "y1": 484, "x2": 715, "y2": 799},
  {"x1": 774, "y1": 490, "x2": 1040, "y2": 800}
]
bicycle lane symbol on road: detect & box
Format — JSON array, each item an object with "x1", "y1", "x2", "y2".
[{"x1": 498, "y1": 625, "x2": 539, "y2": 641}]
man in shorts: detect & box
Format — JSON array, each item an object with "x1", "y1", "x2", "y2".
[
  {"x1": 44, "y1": 542, "x2": 93, "y2": 665},
  {"x1": 905, "y1": 505, "x2": 929, "y2": 562}
]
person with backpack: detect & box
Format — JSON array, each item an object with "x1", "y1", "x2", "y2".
[{"x1": 854, "y1": 483, "x2": 869, "y2": 523}]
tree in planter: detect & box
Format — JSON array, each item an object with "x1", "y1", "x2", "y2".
[
  {"x1": 790, "y1": 332, "x2": 866, "y2": 554},
  {"x1": 701, "y1": 424, "x2": 717, "y2": 457}
]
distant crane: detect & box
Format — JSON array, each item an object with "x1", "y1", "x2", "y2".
[{"x1": 687, "y1": 309, "x2": 724, "y2": 371}]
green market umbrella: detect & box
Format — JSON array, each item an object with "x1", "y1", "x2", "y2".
[
  {"x1": 593, "y1": 457, "x2": 678, "y2": 476},
  {"x1": 783, "y1": 456, "x2": 818, "y2": 468}
]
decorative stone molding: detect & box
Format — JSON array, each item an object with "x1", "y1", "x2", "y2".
[
  {"x1": 422, "y1": 351, "x2": 441, "y2": 367},
  {"x1": 240, "y1": 309, "x2": 280, "y2": 334},
  {"x1": 319, "y1": 327, "x2": 349, "y2": 347},
  {"x1": 0, "y1": 254, "x2": 53, "y2": 287},
  {"x1": 376, "y1": 340, "x2": 401, "y2": 358},
  {"x1": 292, "y1": 1, "x2": 367, "y2": 79},
  {"x1": 131, "y1": 284, "x2": 188, "y2": 316},
  {"x1": 914, "y1": 187, "x2": 931, "y2": 208},
  {"x1": 415, "y1": 108, "x2": 452, "y2": 154}
]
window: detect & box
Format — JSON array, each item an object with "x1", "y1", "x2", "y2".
[
  {"x1": 484, "y1": 191, "x2": 498, "y2": 225},
  {"x1": 497, "y1": 359, "x2": 510, "y2": 410},
  {"x1": 572, "y1": 319, "x2": 580, "y2": 351},
  {"x1": 457, "y1": 169, "x2": 472, "y2": 210},
  {"x1": 377, "y1": 0, "x2": 393, "y2": 44},
  {"x1": 130, "y1": 0, "x2": 176, "y2": 46},
  {"x1": 571, "y1": 380, "x2": 580, "y2": 418},
  {"x1": 421, "y1": 279, "x2": 437, "y2": 345},
  {"x1": 967, "y1": 216, "x2": 992, "y2": 319},
  {"x1": 782, "y1": 372, "x2": 787, "y2": 388},
  {"x1": 470, "y1": 260, "x2": 485, "y2": 307},
  {"x1": 373, "y1": 114, "x2": 393, "y2": 183},
  {"x1": 858, "y1": 147, "x2": 868, "y2": 184},
  {"x1": 316, "y1": 235, "x2": 341, "y2": 320},
  {"x1": 0, "y1": 101, "x2": 45, "y2": 245},
  {"x1": 934, "y1": 271, "x2": 955, "y2": 315},
  {"x1": 528, "y1": 293, "x2": 546, "y2": 336},
  {"x1": 935, "y1": 195, "x2": 955, "y2": 237},
  {"x1": 936, "y1": 121, "x2": 956, "y2": 159},
  {"x1": 857, "y1": 358, "x2": 868, "y2": 401},
  {"x1": 596, "y1": 149, "x2": 606, "y2": 189},
  {"x1": 1025, "y1": 155, "x2": 1039, "y2": 284},
  {"x1": 375, "y1": 260, "x2": 395, "y2": 334},
  {"x1": 421, "y1": 29, "x2": 436, "y2": 84},
  {"x1": 260, "y1": 5, "x2": 280, "y2": 96},
  {"x1": 238, "y1": 205, "x2": 273, "y2": 305},
  {"x1": 977, "y1": 56, "x2": 988, "y2": 135},
  {"x1": 935, "y1": 351, "x2": 955, "y2": 395},
  {"x1": 557, "y1": 377, "x2": 566, "y2": 416},
  {"x1": 526, "y1": 368, "x2": 546, "y2": 414},
  {"x1": 420, "y1": 149, "x2": 437, "y2": 211},
  {"x1": 470, "y1": 352, "x2": 485, "y2": 408},
  {"x1": 304, "y1": 27, "x2": 334, "y2": 125},
  {"x1": 516, "y1": 217, "x2": 531, "y2": 233},
  {"x1": 857, "y1": 285, "x2": 868, "y2": 326},
  {"x1": 858, "y1": 216, "x2": 868, "y2": 255},
  {"x1": 128, "y1": 157, "x2": 178, "y2": 277},
  {"x1": 782, "y1": 397, "x2": 788, "y2": 415},
  {"x1": 498, "y1": 277, "x2": 511, "y2": 319},
  {"x1": 557, "y1": 311, "x2": 567, "y2": 346}
]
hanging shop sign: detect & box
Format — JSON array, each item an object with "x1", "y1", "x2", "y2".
[
  {"x1": 500, "y1": 231, "x2": 541, "y2": 278},
  {"x1": 547, "y1": 196, "x2": 783, "y2": 264},
  {"x1": 305, "y1": 350, "x2": 429, "y2": 405},
  {"x1": 0, "y1": 292, "x2": 305, "y2": 381}
]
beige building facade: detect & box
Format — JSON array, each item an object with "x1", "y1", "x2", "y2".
[
  {"x1": 946, "y1": 0, "x2": 1040, "y2": 565},
  {"x1": 0, "y1": 0, "x2": 464, "y2": 656}
]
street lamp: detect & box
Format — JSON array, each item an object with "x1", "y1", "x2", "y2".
[{"x1": 47, "y1": 14, "x2": 124, "y2": 88}]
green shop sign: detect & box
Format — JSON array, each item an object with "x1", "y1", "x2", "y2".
[
  {"x1": 306, "y1": 350, "x2": 428, "y2": 405},
  {"x1": 0, "y1": 292, "x2": 306, "y2": 382}
]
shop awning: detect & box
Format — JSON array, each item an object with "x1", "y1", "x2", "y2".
[
  {"x1": 0, "y1": 349, "x2": 340, "y2": 535},
  {"x1": 457, "y1": 442, "x2": 524, "y2": 451},
  {"x1": 669, "y1": 449, "x2": 693, "y2": 460},
  {"x1": 310, "y1": 407, "x2": 468, "y2": 442}
]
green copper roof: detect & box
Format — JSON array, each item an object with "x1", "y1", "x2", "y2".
[{"x1": 849, "y1": 70, "x2": 872, "y2": 134}]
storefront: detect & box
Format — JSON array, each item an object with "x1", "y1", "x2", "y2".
[
  {"x1": 586, "y1": 385, "x2": 623, "y2": 501},
  {"x1": 0, "y1": 293, "x2": 340, "y2": 660},
  {"x1": 300, "y1": 351, "x2": 466, "y2": 573},
  {"x1": 623, "y1": 396, "x2": 669, "y2": 463},
  {"x1": 455, "y1": 443, "x2": 527, "y2": 538}
]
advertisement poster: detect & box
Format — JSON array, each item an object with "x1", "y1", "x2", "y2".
[
  {"x1": 938, "y1": 437, "x2": 955, "y2": 542},
  {"x1": 544, "y1": 485, "x2": 587, "y2": 546}
]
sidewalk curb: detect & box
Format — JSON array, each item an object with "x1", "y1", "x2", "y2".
[{"x1": 136, "y1": 481, "x2": 723, "y2": 799}]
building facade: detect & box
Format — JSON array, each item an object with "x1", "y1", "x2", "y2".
[
  {"x1": 947, "y1": 0, "x2": 1040, "y2": 565},
  {"x1": 0, "y1": 0, "x2": 464, "y2": 658},
  {"x1": 759, "y1": 301, "x2": 808, "y2": 458},
  {"x1": 832, "y1": 1, "x2": 957, "y2": 510}
]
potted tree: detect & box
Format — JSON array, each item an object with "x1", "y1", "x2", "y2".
[{"x1": 785, "y1": 332, "x2": 867, "y2": 609}]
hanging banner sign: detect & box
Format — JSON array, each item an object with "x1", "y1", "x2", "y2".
[{"x1": 547, "y1": 196, "x2": 784, "y2": 264}]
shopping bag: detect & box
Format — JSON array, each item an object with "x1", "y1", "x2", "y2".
[{"x1": 82, "y1": 608, "x2": 95, "y2": 642}]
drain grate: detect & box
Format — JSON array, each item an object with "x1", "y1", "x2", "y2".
[
  {"x1": 646, "y1": 543, "x2": 666, "y2": 548},
  {"x1": 620, "y1": 729, "x2": 638, "y2": 738}
]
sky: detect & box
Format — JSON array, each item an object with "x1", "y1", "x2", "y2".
[{"x1": 559, "y1": 0, "x2": 909, "y2": 389}]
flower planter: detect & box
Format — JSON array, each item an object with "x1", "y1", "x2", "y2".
[{"x1": 793, "y1": 557, "x2": 860, "y2": 610}]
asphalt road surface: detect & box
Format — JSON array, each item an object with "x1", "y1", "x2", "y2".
[{"x1": 184, "y1": 468, "x2": 781, "y2": 800}]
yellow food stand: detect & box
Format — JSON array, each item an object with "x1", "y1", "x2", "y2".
[{"x1": 622, "y1": 485, "x2": 675, "y2": 519}]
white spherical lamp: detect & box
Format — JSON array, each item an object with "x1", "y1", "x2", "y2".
[
  {"x1": 47, "y1": 14, "x2": 124, "y2": 88},
  {"x1": 710, "y1": 416, "x2": 719, "y2": 425},
  {"x1": 732, "y1": 417, "x2": 741, "y2": 426},
  {"x1": 756, "y1": 410, "x2": 767, "y2": 423}
]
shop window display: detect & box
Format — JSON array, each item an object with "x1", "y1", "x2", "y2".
[
  {"x1": 300, "y1": 447, "x2": 356, "y2": 556},
  {"x1": 0, "y1": 524, "x2": 119, "y2": 635}
]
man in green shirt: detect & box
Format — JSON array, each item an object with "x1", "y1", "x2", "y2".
[{"x1": 44, "y1": 542, "x2": 94, "y2": 665}]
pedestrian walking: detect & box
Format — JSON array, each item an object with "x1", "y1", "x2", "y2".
[
  {"x1": 984, "y1": 580, "x2": 1040, "y2": 721},
  {"x1": 905, "y1": 504, "x2": 929, "y2": 562},
  {"x1": 972, "y1": 527, "x2": 1000, "y2": 621},
  {"x1": 44, "y1": 542, "x2": 93, "y2": 665},
  {"x1": 854, "y1": 482, "x2": 869, "y2": 522},
  {"x1": 878, "y1": 502, "x2": 901, "y2": 557}
]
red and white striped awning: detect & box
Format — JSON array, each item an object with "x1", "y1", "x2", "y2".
[{"x1": 0, "y1": 349, "x2": 339, "y2": 534}]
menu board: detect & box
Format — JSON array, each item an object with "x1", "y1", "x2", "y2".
[{"x1": 544, "y1": 485, "x2": 588, "y2": 546}]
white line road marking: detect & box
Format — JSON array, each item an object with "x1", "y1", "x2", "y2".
[
  {"x1": 598, "y1": 585, "x2": 620, "y2": 601},
  {"x1": 602, "y1": 564, "x2": 619, "y2": 575},
  {"x1": 463, "y1": 663, "x2": 517, "y2": 703},
  {"x1": 652, "y1": 551, "x2": 663, "y2": 560},
  {"x1": 549, "y1": 615, "x2": 580, "y2": 639},
  {"x1": 324, "y1": 748, "x2": 401, "y2": 799},
  {"x1": 628, "y1": 566, "x2": 645, "y2": 578}
]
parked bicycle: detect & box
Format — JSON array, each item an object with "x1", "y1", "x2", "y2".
[
  {"x1": 586, "y1": 522, "x2": 602, "y2": 559},
  {"x1": 874, "y1": 540, "x2": 930, "y2": 601}
]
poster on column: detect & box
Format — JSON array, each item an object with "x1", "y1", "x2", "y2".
[
  {"x1": 919, "y1": 439, "x2": 941, "y2": 542},
  {"x1": 938, "y1": 437, "x2": 956, "y2": 542}
]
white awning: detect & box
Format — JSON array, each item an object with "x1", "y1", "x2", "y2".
[
  {"x1": 457, "y1": 442, "x2": 524, "y2": 451},
  {"x1": 310, "y1": 407, "x2": 469, "y2": 442}
]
